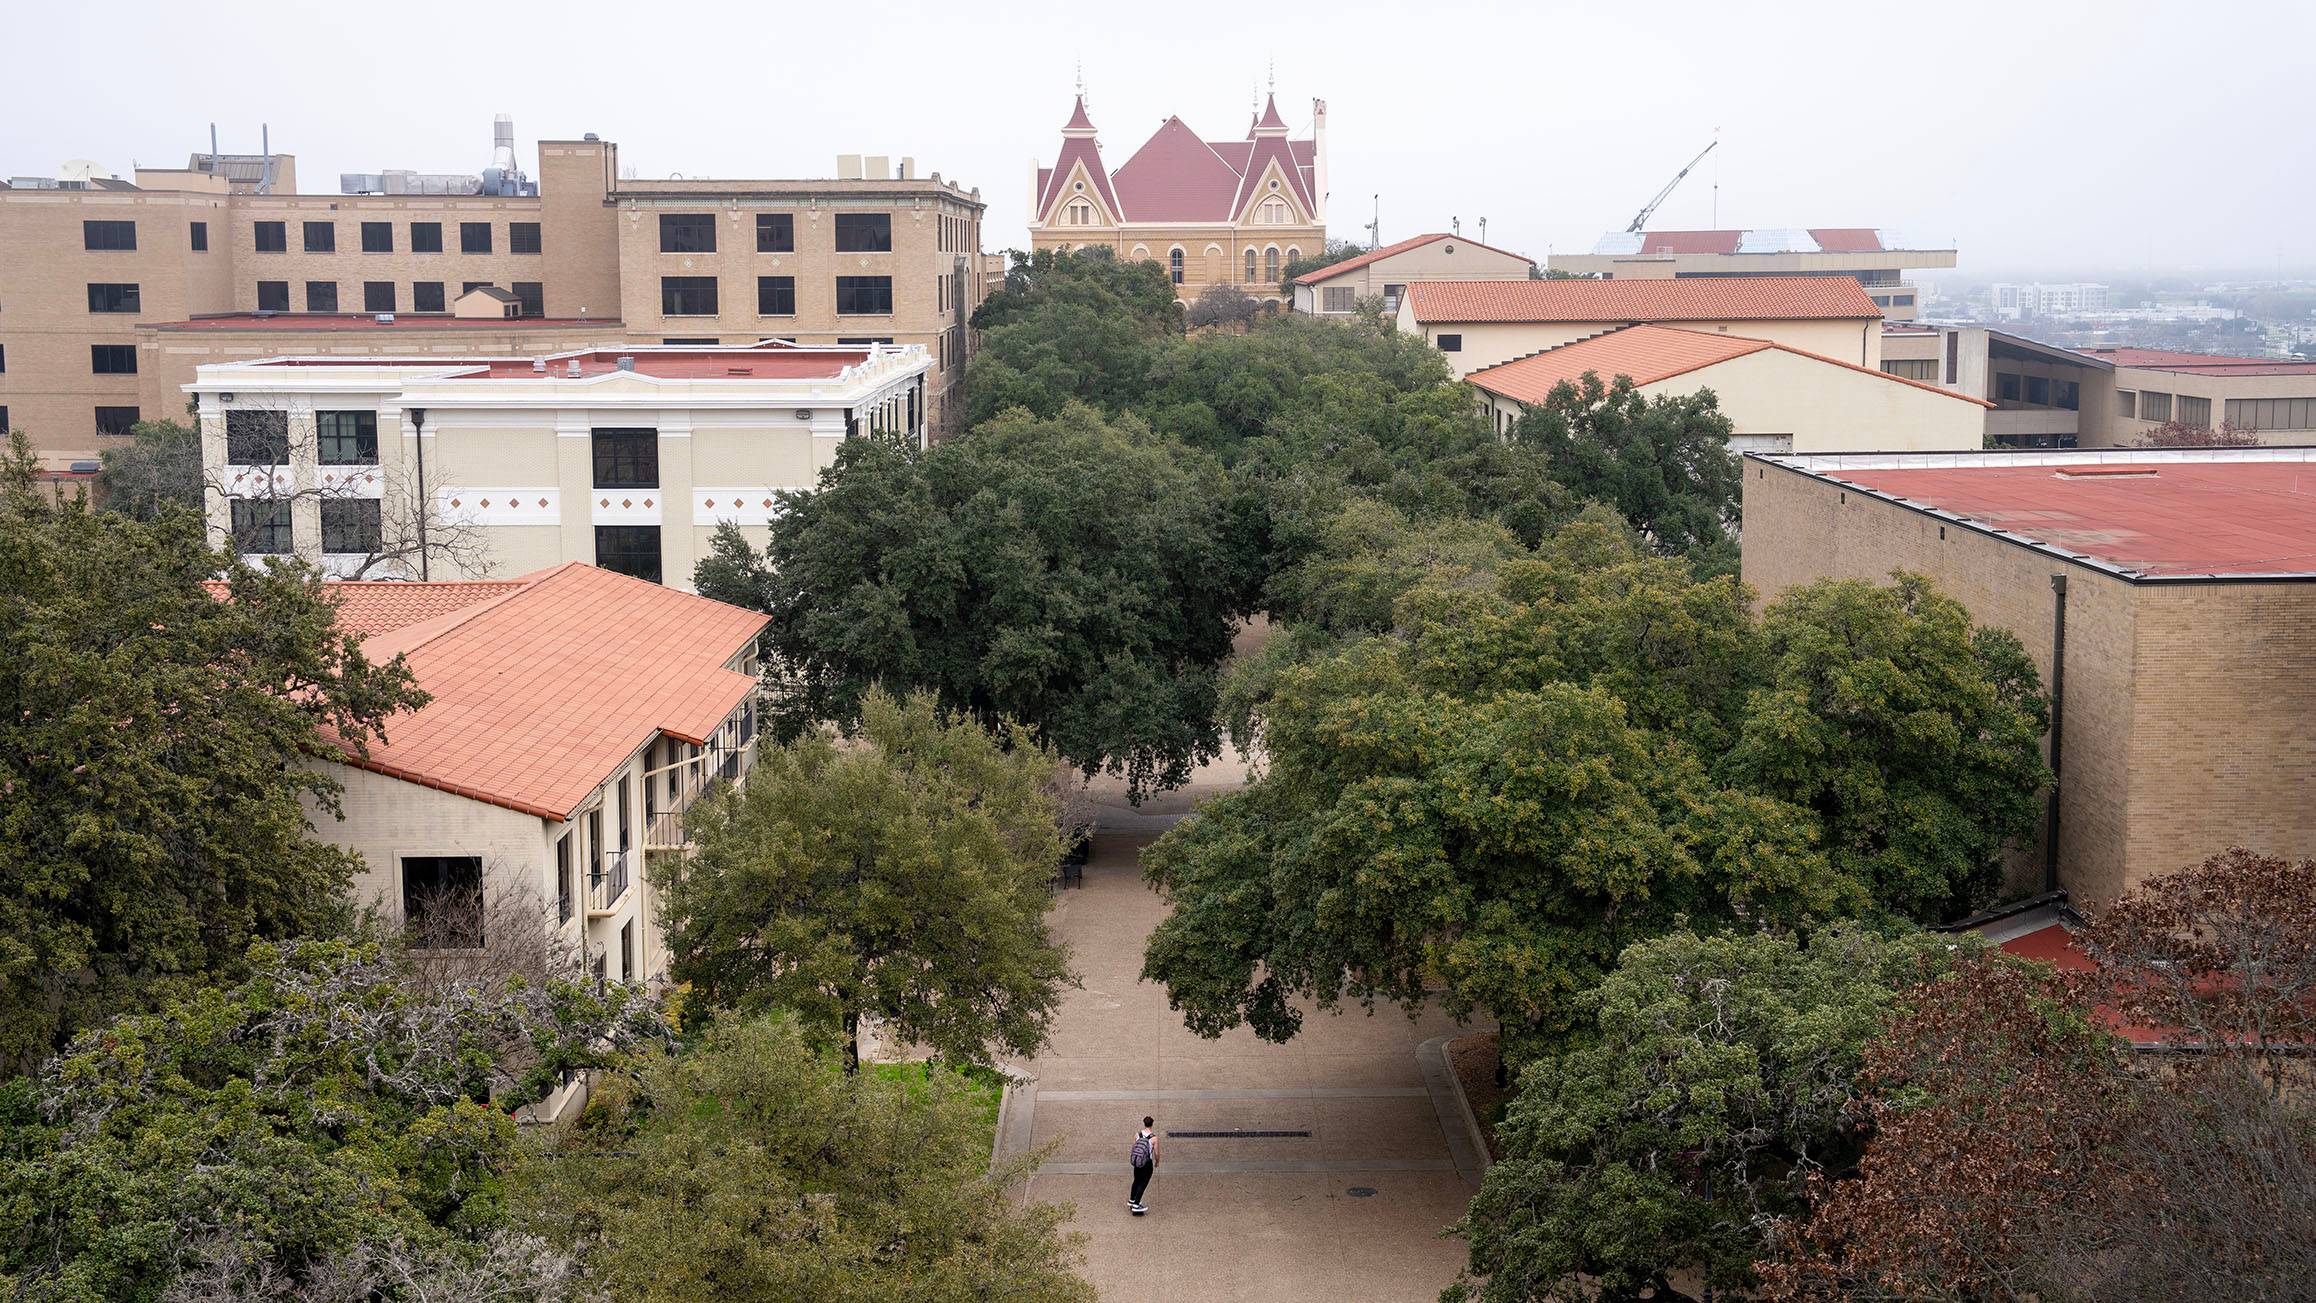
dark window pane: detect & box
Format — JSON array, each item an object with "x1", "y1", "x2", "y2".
[
  {"x1": 661, "y1": 276, "x2": 718, "y2": 316},
  {"x1": 511, "y1": 282, "x2": 544, "y2": 318},
  {"x1": 659, "y1": 213, "x2": 715, "y2": 253},
  {"x1": 94, "y1": 406, "x2": 140, "y2": 436},
  {"x1": 592, "y1": 428, "x2": 659, "y2": 489},
  {"x1": 255, "y1": 221, "x2": 287, "y2": 252},
  {"x1": 756, "y1": 212, "x2": 794, "y2": 252},
  {"x1": 835, "y1": 275, "x2": 892, "y2": 315},
  {"x1": 412, "y1": 281, "x2": 446, "y2": 313},
  {"x1": 83, "y1": 220, "x2": 136, "y2": 251},
  {"x1": 363, "y1": 281, "x2": 395, "y2": 313},
  {"x1": 190, "y1": 221, "x2": 208, "y2": 251},
  {"x1": 462, "y1": 281, "x2": 493, "y2": 295},
  {"x1": 257, "y1": 281, "x2": 289, "y2": 312},
  {"x1": 402, "y1": 855, "x2": 484, "y2": 948},
  {"x1": 305, "y1": 281, "x2": 338, "y2": 313},
  {"x1": 460, "y1": 222, "x2": 492, "y2": 254},
  {"x1": 510, "y1": 222, "x2": 541, "y2": 254},
  {"x1": 230, "y1": 498, "x2": 293, "y2": 553},
  {"x1": 757, "y1": 276, "x2": 795, "y2": 315},
  {"x1": 86, "y1": 283, "x2": 141, "y2": 313},
  {"x1": 410, "y1": 221, "x2": 443, "y2": 253},
  {"x1": 316, "y1": 410, "x2": 378, "y2": 465},
  {"x1": 321, "y1": 498, "x2": 383, "y2": 554},
  {"x1": 834, "y1": 213, "x2": 892, "y2": 252},
  {"x1": 594, "y1": 525, "x2": 662, "y2": 584},
  {"x1": 90, "y1": 345, "x2": 138, "y2": 375},
  {"x1": 226, "y1": 410, "x2": 290, "y2": 464},
  {"x1": 360, "y1": 221, "x2": 393, "y2": 253},
  {"x1": 303, "y1": 221, "x2": 335, "y2": 253}
]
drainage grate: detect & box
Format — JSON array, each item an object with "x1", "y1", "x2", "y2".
[
  {"x1": 1346, "y1": 1187, "x2": 1377, "y2": 1198},
  {"x1": 1165, "y1": 1129, "x2": 1312, "y2": 1139}
]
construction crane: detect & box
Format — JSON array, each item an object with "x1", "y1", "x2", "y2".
[{"x1": 1625, "y1": 138, "x2": 1718, "y2": 235}]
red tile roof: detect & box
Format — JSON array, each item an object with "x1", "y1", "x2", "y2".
[
  {"x1": 1037, "y1": 135, "x2": 1122, "y2": 224},
  {"x1": 335, "y1": 565, "x2": 768, "y2": 819},
  {"x1": 326, "y1": 580, "x2": 529, "y2": 636},
  {"x1": 1468, "y1": 324, "x2": 1990, "y2": 408},
  {"x1": 1807, "y1": 227, "x2": 1886, "y2": 253},
  {"x1": 1112, "y1": 117, "x2": 1249, "y2": 223},
  {"x1": 148, "y1": 314, "x2": 613, "y2": 332},
  {"x1": 1044, "y1": 100, "x2": 1318, "y2": 225},
  {"x1": 453, "y1": 348, "x2": 867, "y2": 381},
  {"x1": 1291, "y1": 233, "x2": 1533, "y2": 286},
  {"x1": 2080, "y1": 347, "x2": 2316, "y2": 377},
  {"x1": 1405, "y1": 275, "x2": 1884, "y2": 324},
  {"x1": 1813, "y1": 457, "x2": 2316, "y2": 578}
]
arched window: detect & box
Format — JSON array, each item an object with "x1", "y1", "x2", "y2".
[
  {"x1": 1259, "y1": 198, "x2": 1290, "y2": 224},
  {"x1": 1245, "y1": 248, "x2": 1257, "y2": 283},
  {"x1": 1264, "y1": 247, "x2": 1280, "y2": 282},
  {"x1": 1168, "y1": 248, "x2": 1185, "y2": 284},
  {"x1": 1285, "y1": 246, "x2": 1301, "y2": 268}
]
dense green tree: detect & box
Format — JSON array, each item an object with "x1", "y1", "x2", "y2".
[
  {"x1": 1185, "y1": 283, "x2": 1259, "y2": 332},
  {"x1": 1446, "y1": 925, "x2": 1964, "y2": 1303},
  {"x1": 658, "y1": 691, "x2": 1074, "y2": 1071},
  {"x1": 724, "y1": 403, "x2": 1251, "y2": 796},
  {"x1": 1142, "y1": 530, "x2": 1853, "y2": 1046},
  {"x1": 0, "y1": 434, "x2": 426, "y2": 1071},
  {"x1": 1143, "y1": 312, "x2": 1456, "y2": 459},
  {"x1": 964, "y1": 247, "x2": 1180, "y2": 424},
  {"x1": 518, "y1": 1015, "x2": 1092, "y2": 1303},
  {"x1": 1511, "y1": 374, "x2": 1743, "y2": 571},
  {"x1": 94, "y1": 417, "x2": 203, "y2": 520},
  {"x1": 0, "y1": 938, "x2": 663, "y2": 1301},
  {"x1": 1726, "y1": 573, "x2": 2051, "y2": 923}
]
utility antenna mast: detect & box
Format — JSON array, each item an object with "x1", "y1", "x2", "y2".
[
  {"x1": 1625, "y1": 136, "x2": 1718, "y2": 234},
  {"x1": 1366, "y1": 194, "x2": 1380, "y2": 249}
]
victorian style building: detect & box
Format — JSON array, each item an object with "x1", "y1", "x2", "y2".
[{"x1": 1027, "y1": 91, "x2": 1327, "y2": 305}]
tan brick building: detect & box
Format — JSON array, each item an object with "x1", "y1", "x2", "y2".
[
  {"x1": 1026, "y1": 91, "x2": 1327, "y2": 306},
  {"x1": 0, "y1": 125, "x2": 988, "y2": 470},
  {"x1": 1743, "y1": 448, "x2": 2316, "y2": 906}
]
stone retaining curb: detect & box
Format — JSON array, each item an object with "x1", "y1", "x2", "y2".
[{"x1": 1417, "y1": 1035, "x2": 1492, "y2": 1188}]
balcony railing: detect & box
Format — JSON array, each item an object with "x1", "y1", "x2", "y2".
[
  {"x1": 587, "y1": 849, "x2": 630, "y2": 917},
  {"x1": 643, "y1": 712, "x2": 760, "y2": 851}
]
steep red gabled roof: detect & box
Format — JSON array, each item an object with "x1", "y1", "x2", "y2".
[
  {"x1": 1232, "y1": 134, "x2": 1316, "y2": 222},
  {"x1": 1293, "y1": 233, "x2": 1534, "y2": 285},
  {"x1": 1064, "y1": 94, "x2": 1094, "y2": 131},
  {"x1": 1112, "y1": 116, "x2": 1247, "y2": 222},
  {"x1": 1254, "y1": 91, "x2": 1288, "y2": 131},
  {"x1": 1037, "y1": 139, "x2": 1119, "y2": 225},
  {"x1": 1404, "y1": 275, "x2": 1884, "y2": 324}
]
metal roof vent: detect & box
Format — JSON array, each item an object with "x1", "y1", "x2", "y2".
[
  {"x1": 616, "y1": 355, "x2": 636, "y2": 372},
  {"x1": 374, "y1": 313, "x2": 395, "y2": 325},
  {"x1": 530, "y1": 357, "x2": 547, "y2": 373},
  {"x1": 566, "y1": 359, "x2": 583, "y2": 377}
]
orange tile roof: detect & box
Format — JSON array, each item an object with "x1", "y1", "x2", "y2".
[
  {"x1": 1405, "y1": 275, "x2": 1883, "y2": 324},
  {"x1": 326, "y1": 580, "x2": 529, "y2": 636},
  {"x1": 1291, "y1": 232, "x2": 1534, "y2": 286},
  {"x1": 338, "y1": 564, "x2": 769, "y2": 819},
  {"x1": 1467, "y1": 324, "x2": 1994, "y2": 409}
]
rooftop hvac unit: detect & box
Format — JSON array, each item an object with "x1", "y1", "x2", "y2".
[{"x1": 374, "y1": 313, "x2": 395, "y2": 325}]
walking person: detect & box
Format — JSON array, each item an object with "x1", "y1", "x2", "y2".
[{"x1": 1128, "y1": 1116, "x2": 1160, "y2": 1214}]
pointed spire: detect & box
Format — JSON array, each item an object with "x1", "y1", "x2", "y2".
[
  {"x1": 1254, "y1": 92, "x2": 1288, "y2": 133},
  {"x1": 1064, "y1": 93, "x2": 1095, "y2": 134}
]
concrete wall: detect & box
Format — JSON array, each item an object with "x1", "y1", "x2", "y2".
[
  {"x1": 2108, "y1": 365, "x2": 2316, "y2": 446},
  {"x1": 1740, "y1": 458, "x2": 2316, "y2": 904},
  {"x1": 1295, "y1": 239, "x2": 1535, "y2": 313}
]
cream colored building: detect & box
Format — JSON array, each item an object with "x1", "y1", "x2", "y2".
[
  {"x1": 1467, "y1": 324, "x2": 1988, "y2": 453},
  {"x1": 190, "y1": 341, "x2": 932, "y2": 589},
  {"x1": 1397, "y1": 275, "x2": 1887, "y2": 377},
  {"x1": 0, "y1": 120, "x2": 989, "y2": 471},
  {"x1": 1026, "y1": 92, "x2": 1327, "y2": 306},
  {"x1": 1545, "y1": 227, "x2": 1957, "y2": 321},
  {"x1": 1878, "y1": 326, "x2": 2316, "y2": 449},
  {"x1": 310, "y1": 563, "x2": 769, "y2": 1115},
  {"x1": 1289, "y1": 232, "x2": 1534, "y2": 316}
]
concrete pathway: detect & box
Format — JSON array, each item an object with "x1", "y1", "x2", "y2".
[{"x1": 1001, "y1": 825, "x2": 1479, "y2": 1302}]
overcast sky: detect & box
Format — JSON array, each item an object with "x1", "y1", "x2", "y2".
[{"x1": 10, "y1": 0, "x2": 2311, "y2": 280}]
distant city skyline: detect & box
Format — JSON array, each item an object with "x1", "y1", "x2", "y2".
[{"x1": 6, "y1": 0, "x2": 2313, "y2": 279}]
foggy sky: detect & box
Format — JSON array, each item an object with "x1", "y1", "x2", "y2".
[{"x1": 8, "y1": 0, "x2": 2311, "y2": 280}]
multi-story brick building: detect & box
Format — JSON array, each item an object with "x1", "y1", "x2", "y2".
[
  {"x1": 1743, "y1": 447, "x2": 2316, "y2": 906},
  {"x1": 0, "y1": 122, "x2": 988, "y2": 471},
  {"x1": 1026, "y1": 91, "x2": 1327, "y2": 306}
]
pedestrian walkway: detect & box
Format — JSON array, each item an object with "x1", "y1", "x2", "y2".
[{"x1": 1000, "y1": 829, "x2": 1478, "y2": 1302}]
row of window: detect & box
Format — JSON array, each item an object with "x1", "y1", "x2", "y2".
[
  {"x1": 1994, "y1": 372, "x2": 2083, "y2": 411},
  {"x1": 80, "y1": 220, "x2": 213, "y2": 253},
  {"x1": 0, "y1": 405, "x2": 141, "y2": 437},
  {"x1": 253, "y1": 219, "x2": 539, "y2": 256},
  {"x1": 230, "y1": 497, "x2": 381, "y2": 555},
  {"x1": 659, "y1": 275, "x2": 891, "y2": 317},
  {"x1": 2225, "y1": 396, "x2": 2316, "y2": 431},
  {"x1": 249, "y1": 279, "x2": 540, "y2": 316},
  {"x1": 224, "y1": 409, "x2": 379, "y2": 465},
  {"x1": 657, "y1": 212, "x2": 889, "y2": 255}
]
